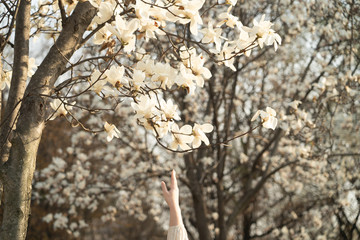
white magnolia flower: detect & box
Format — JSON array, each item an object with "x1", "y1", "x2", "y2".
[
  {"x1": 53, "y1": 213, "x2": 68, "y2": 230},
  {"x1": 105, "y1": 65, "x2": 125, "y2": 88},
  {"x1": 136, "y1": 55, "x2": 155, "y2": 76},
  {"x1": 93, "y1": 1, "x2": 113, "y2": 24},
  {"x1": 170, "y1": 123, "x2": 194, "y2": 151},
  {"x1": 200, "y1": 23, "x2": 223, "y2": 51},
  {"x1": 226, "y1": 0, "x2": 238, "y2": 6},
  {"x1": 88, "y1": 0, "x2": 101, "y2": 8},
  {"x1": 243, "y1": 15, "x2": 281, "y2": 50},
  {"x1": 42, "y1": 213, "x2": 53, "y2": 223},
  {"x1": 160, "y1": 99, "x2": 180, "y2": 121},
  {"x1": 192, "y1": 123, "x2": 213, "y2": 148},
  {"x1": 214, "y1": 42, "x2": 236, "y2": 71},
  {"x1": 93, "y1": 26, "x2": 112, "y2": 45},
  {"x1": 149, "y1": 6, "x2": 168, "y2": 27},
  {"x1": 131, "y1": 94, "x2": 157, "y2": 119},
  {"x1": 251, "y1": 107, "x2": 278, "y2": 130},
  {"x1": 190, "y1": 55, "x2": 212, "y2": 87},
  {"x1": 288, "y1": 100, "x2": 302, "y2": 110},
  {"x1": 104, "y1": 121, "x2": 120, "y2": 142},
  {"x1": 151, "y1": 62, "x2": 176, "y2": 89},
  {"x1": 176, "y1": 65, "x2": 197, "y2": 95},
  {"x1": 153, "y1": 119, "x2": 170, "y2": 138},
  {"x1": 217, "y1": 6, "x2": 239, "y2": 28},
  {"x1": 0, "y1": 71, "x2": 11, "y2": 90},
  {"x1": 28, "y1": 57, "x2": 37, "y2": 77},
  {"x1": 107, "y1": 16, "x2": 139, "y2": 52},
  {"x1": 170, "y1": 0, "x2": 205, "y2": 35},
  {"x1": 78, "y1": 220, "x2": 88, "y2": 229},
  {"x1": 236, "y1": 29, "x2": 256, "y2": 57},
  {"x1": 134, "y1": 1, "x2": 164, "y2": 39},
  {"x1": 179, "y1": 46, "x2": 196, "y2": 65},
  {"x1": 134, "y1": 0, "x2": 150, "y2": 20},
  {"x1": 49, "y1": 99, "x2": 74, "y2": 120},
  {"x1": 179, "y1": 46, "x2": 211, "y2": 87},
  {"x1": 130, "y1": 69, "x2": 146, "y2": 90}
]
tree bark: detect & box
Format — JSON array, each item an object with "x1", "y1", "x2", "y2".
[
  {"x1": 0, "y1": 1, "x2": 97, "y2": 239},
  {"x1": 0, "y1": 0, "x2": 31, "y2": 215},
  {"x1": 0, "y1": 0, "x2": 30, "y2": 165},
  {"x1": 184, "y1": 154, "x2": 212, "y2": 240}
]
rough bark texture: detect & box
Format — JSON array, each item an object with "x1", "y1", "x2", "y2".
[
  {"x1": 184, "y1": 154, "x2": 212, "y2": 240},
  {"x1": 0, "y1": 2, "x2": 97, "y2": 239},
  {"x1": 0, "y1": 0, "x2": 31, "y2": 214},
  {"x1": 0, "y1": 57, "x2": 2, "y2": 208},
  {"x1": 0, "y1": 0, "x2": 30, "y2": 165}
]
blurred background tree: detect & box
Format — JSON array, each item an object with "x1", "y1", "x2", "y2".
[{"x1": 0, "y1": 0, "x2": 359, "y2": 239}]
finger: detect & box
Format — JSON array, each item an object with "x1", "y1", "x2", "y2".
[
  {"x1": 171, "y1": 169, "x2": 177, "y2": 189},
  {"x1": 161, "y1": 181, "x2": 168, "y2": 195}
]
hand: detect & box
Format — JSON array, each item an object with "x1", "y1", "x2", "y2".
[{"x1": 161, "y1": 169, "x2": 180, "y2": 211}]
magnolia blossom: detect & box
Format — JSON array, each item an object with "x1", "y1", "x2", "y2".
[
  {"x1": 105, "y1": 65, "x2": 125, "y2": 88},
  {"x1": 104, "y1": 121, "x2": 120, "y2": 142},
  {"x1": 190, "y1": 55, "x2": 212, "y2": 87},
  {"x1": 169, "y1": 0, "x2": 205, "y2": 35},
  {"x1": 148, "y1": 5, "x2": 168, "y2": 27},
  {"x1": 213, "y1": 42, "x2": 236, "y2": 71},
  {"x1": 176, "y1": 65, "x2": 197, "y2": 94},
  {"x1": 179, "y1": 46, "x2": 211, "y2": 87},
  {"x1": 160, "y1": 99, "x2": 180, "y2": 121},
  {"x1": 170, "y1": 124, "x2": 194, "y2": 151},
  {"x1": 200, "y1": 23, "x2": 223, "y2": 51},
  {"x1": 93, "y1": 1, "x2": 113, "y2": 24},
  {"x1": 131, "y1": 94, "x2": 157, "y2": 119},
  {"x1": 217, "y1": 6, "x2": 239, "y2": 28},
  {"x1": 134, "y1": 0, "x2": 150, "y2": 20},
  {"x1": 288, "y1": 100, "x2": 302, "y2": 110},
  {"x1": 236, "y1": 29, "x2": 256, "y2": 57},
  {"x1": 49, "y1": 99, "x2": 73, "y2": 120},
  {"x1": 88, "y1": 0, "x2": 101, "y2": 8},
  {"x1": 136, "y1": 55, "x2": 155, "y2": 76},
  {"x1": 107, "y1": 15, "x2": 139, "y2": 52},
  {"x1": 130, "y1": 69, "x2": 146, "y2": 90},
  {"x1": 42, "y1": 213, "x2": 53, "y2": 223},
  {"x1": 0, "y1": 71, "x2": 11, "y2": 90},
  {"x1": 151, "y1": 62, "x2": 176, "y2": 89},
  {"x1": 226, "y1": 0, "x2": 238, "y2": 6},
  {"x1": 179, "y1": 46, "x2": 196, "y2": 65},
  {"x1": 93, "y1": 26, "x2": 112, "y2": 45},
  {"x1": 243, "y1": 15, "x2": 281, "y2": 50},
  {"x1": 251, "y1": 107, "x2": 278, "y2": 130},
  {"x1": 192, "y1": 123, "x2": 214, "y2": 148},
  {"x1": 53, "y1": 213, "x2": 68, "y2": 230},
  {"x1": 28, "y1": 57, "x2": 37, "y2": 77}
]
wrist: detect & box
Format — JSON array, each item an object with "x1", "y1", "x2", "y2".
[
  {"x1": 169, "y1": 204, "x2": 181, "y2": 212},
  {"x1": 169, "y1": 205, "x2": 183, "y2": 227}
]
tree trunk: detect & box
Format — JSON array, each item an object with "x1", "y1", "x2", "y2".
[
  {"x1": 184, "y1": 154, "x2": 212, "y2": 240},
  {"x1": 0, "y1": 0, "x2": 31, "y2": 214},
  {"x1": 0, "y1": 2, "x2": 97, "y2": 239},
  {"x1": 0, "y1": 95, "x2": 44, "y2": 239},
  {"x1": 0, "y1": 0, "x2": 30, "y2": 165}
]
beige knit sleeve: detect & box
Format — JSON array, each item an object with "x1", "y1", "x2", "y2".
[{"x1": 167, "y1": 224, "x2": 189, "y2": 240}]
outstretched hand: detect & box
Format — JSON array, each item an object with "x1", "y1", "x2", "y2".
[
  {"x1": 161, "y1": 169, "x2": 180, "y2": 210},
  {"x1": 161, "y1": 170, "x2": 183, "y2": 227}
]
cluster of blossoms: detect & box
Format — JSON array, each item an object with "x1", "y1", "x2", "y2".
[{"x1": 49, "y1": 0, "x2": 281, "y2": 149}]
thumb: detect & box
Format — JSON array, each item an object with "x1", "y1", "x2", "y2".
[{"x1": 161, "y1": 181, "x2": 168, "y2": 195}]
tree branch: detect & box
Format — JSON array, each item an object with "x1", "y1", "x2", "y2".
[{"x1": 58, "y1": 0, "x2": 67, "y2": 27}]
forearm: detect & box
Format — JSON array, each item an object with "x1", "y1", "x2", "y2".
[{"x1": 169, "y1": 206, "x2": 183, "y2": 227}]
